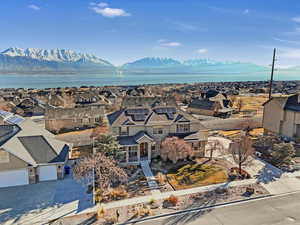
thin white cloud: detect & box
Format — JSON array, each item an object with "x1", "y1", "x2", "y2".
[
  {"x1": 28, "y1": 4, "x2": 40, "y2": 10},
  {"x1": 292, "y1": 16, "x2": 300, "y2": 23},
  {"x1": 157, "y1": 39, "x2": 166, "y2": 42},
  {"x1": 158, "y1": 40, "x2": 182, "y2": 47},
  {"x1": 279, "y1": 48, "x2": 300, "y2": 59},
  {"x1": 243, "y1": 9, "x2": 249, "y2": 14},
  {"x1": 273, "y1": 37, "x2": 300, "y2": 45},
  {"x1": 174, "y1": 22, "x2": 198, "y2": 32},
  {"x1": 97, "y1": 2, "x2": 108, "y2": 8},
  {"x1": 90, "y1": 2, "x2": 130, "y2": 18},
  {"x1": 197, "y1": 48, "x2": 208, "y2": 54}
]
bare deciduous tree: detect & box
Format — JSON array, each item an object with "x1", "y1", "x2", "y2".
[
  {"x1": 161, "y1": 137, "x2": 194, "y2": 163},
  {"x1": 206, "y1": 139, "x2": 225, "y2": 160},
  {"x1": 73, "y1": 152, "x2": 128, "y2": 190},
  {"x1": 233, "y1": 98, "x2": 244, "y2": 113},
  {"x1": 229, "y1": 135, "x2": 254, "y2": 175}
]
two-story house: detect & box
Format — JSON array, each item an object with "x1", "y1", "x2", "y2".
[
  {"x1": 187, "y1": 90, "x2": 233, "y2": 118},
  {"x1": 263, "y1": 93, "x2": 300, "y2": 139},
  {"x1": 107, "y1": 98, "x2": 208, "y2": 165}
]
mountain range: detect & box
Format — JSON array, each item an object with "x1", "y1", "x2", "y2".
[
  {"x1": 0, "y1": 47, "x2": 114, "y2": 74},
  {"x1": 121, "y1": 57, "x2": 268, "y2": 74},
  {"x1": 0, "y1": 47, "x2": 269, "y2": 74}
]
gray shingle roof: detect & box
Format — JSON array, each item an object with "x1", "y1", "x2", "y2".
[
  {"x1": 0, "y1": 115, "x2": 70, "y2": 166},
  {"x1": 188, "y1": 99, "x2": 215, "y2": 110},
  {"x1": 117, "y1": 131, "x2": 154, "y2": 146},
  {"x1": 284, "y1": 94, "x2": 300, "y2": 112},
  {"x1": 117, "y1": 136, "x2": 137, "y2": 146},
  {"x1": 107, "y1": 110, "x2": 124, "y2": 125},
  {"x1": 19, "y1": 136, "x2": 56, "y2": 163},
  {"x1": 263, "y1": 93, "x2": 300, "y2": 112},
  {"x1": 108, "y1": 105, "x2": 201, "y2": 127},
  {"x1": 134, "y1": 131, "x2": 154, "y2": 142}
]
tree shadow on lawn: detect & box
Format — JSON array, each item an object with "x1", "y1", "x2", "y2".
[
  {"x1": 255, "y1": 163, "x2": 284, "y2": 184},
  {"x1": 163, "y1": 184, "x2": 231, "y2": 225}
]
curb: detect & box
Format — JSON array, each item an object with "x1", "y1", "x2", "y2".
[{"x1": 119, "y1": 194, "x2": 273, "y2": 225}]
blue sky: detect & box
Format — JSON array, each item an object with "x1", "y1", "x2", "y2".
[{"x1": 2, "y1": 0, "x2": 300, "y2": 66}]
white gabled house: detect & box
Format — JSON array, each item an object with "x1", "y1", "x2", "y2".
[{"x1": 0, "y1": 110, "x2": 71, "y2": 188}]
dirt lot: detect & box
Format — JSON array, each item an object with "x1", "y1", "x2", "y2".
[{"x1": 230, "y1": 95, "x2": 268, "y2": 117}]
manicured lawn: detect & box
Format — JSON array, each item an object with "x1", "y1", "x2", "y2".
[{"x1": 167, "y1": 162, "x2": 228, "y2": 190}]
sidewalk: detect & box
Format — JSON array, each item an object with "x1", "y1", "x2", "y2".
[
  {"x1": 140, "y1": 160, "x2": 161, "y2": 195},
  {"x1": 81, "y1": 178, "x2": 257, "y2": 213}
]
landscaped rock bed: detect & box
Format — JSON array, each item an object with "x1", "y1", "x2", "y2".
[
  {"x1": 126, "y1": 171, "x2": 151, "y2": 197},
  {"x1": 90, "y1": 183, "x2": 269, "y2": 225}
]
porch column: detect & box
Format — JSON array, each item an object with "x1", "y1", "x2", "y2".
[
  {"x1": 148, "y1": 143, "x2": 151, "y2": 161},
  {"x1": 126, "y1": 147, "x2": 129, "y2": 163},
  {"x1": 137, "y1": 145, "x2": 141, "y2": 162}
]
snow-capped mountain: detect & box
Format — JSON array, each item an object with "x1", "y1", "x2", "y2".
[
  {"x1": 2, "y1": 47, "x2": 112, "y2": 65},
  {"x1": 0, "y1": 47, "x2": 115, "y2": 74},
  {"x1": 0, "y1": 48, "x2": 268, "y2": 75}
]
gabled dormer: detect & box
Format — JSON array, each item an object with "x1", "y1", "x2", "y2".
[{"x1": 174, "y1": 114, "x2": 190, "y2": 123}]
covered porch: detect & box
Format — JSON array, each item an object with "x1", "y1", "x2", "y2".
[{"x1": 116, "y1": 131, "x2": 156, "y2": 165}]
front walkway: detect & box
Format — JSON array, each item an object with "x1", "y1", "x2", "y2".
[{"x1": 140, "y1": 160, "x2": 161, "y2": 195}]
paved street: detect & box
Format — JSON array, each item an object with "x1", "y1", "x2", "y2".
[
  {"x1": 0, "y1": 174, "x2": 92, "y2": 225},
  {"x1": 133, "y1": 191, "x2": 300, "y2": 225}
]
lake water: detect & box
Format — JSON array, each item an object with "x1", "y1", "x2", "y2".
[{"x1": 0, "y1": 70, "x2": 299, "y2": 88}]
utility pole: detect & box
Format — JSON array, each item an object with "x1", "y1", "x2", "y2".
[
  {"x1": 268, "y1": 48, "x2": 276, "y2": 99},
  {"x1": 92, "y1": 137, "x2": 96, "y2": 205}
]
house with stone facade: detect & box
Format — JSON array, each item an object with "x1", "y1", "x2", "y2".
[
  {"x1": 0, "y1": 110, "x2": 70, "y2": 188},
  {"x1": 263, "y1": 93, "x2": 300, "y2": 139},
  {"x1": 107, "y1": 97, "x2": 208, "y2": 165}
]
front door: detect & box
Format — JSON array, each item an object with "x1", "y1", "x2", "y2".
[{"x1": 140, "y1": 142, "x2": 148, "y2": 160}]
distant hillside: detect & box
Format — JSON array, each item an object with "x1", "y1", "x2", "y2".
[
  {"x1": 0, "y1": 47, "x2": 116, "y2": 74},
  {"x1": 0, "y1": 48, "x2": 269, "y2": 75},
  {"x1": 121, "y1": 57, "x2": 268, "y2": 74}
]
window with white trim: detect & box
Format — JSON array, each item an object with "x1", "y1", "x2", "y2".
[
  {"x1": 153, "y1": 127, "x2": 163, "y2": 135},
  {"x1": 176, "y1": 123, "x2": 190, "y2": 133},
  {"x1": 119, "y1": 126, "x2": 129, "y2": 136}
]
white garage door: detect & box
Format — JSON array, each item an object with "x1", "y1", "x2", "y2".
[
  {"x1": 39, "y1": 165, "x2": 57, "y2": 181},
  {"x1": 0, "y1": 169, "x2": 29, "y2": 188}
]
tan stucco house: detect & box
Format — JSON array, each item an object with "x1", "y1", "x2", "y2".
[
  {"x1": 0, "y1": 110, "x2": 71, "y2": 188},
  {"x1": 107, "y1": 97, "x2": 208, "y2": 165},
  {"x1": 263, "y1": 93, "x2": 300, "y2": 139}
]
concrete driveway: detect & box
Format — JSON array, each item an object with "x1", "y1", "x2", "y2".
[{"x1": 0, "y1": 174, "x2": 92, "y2": 225}]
